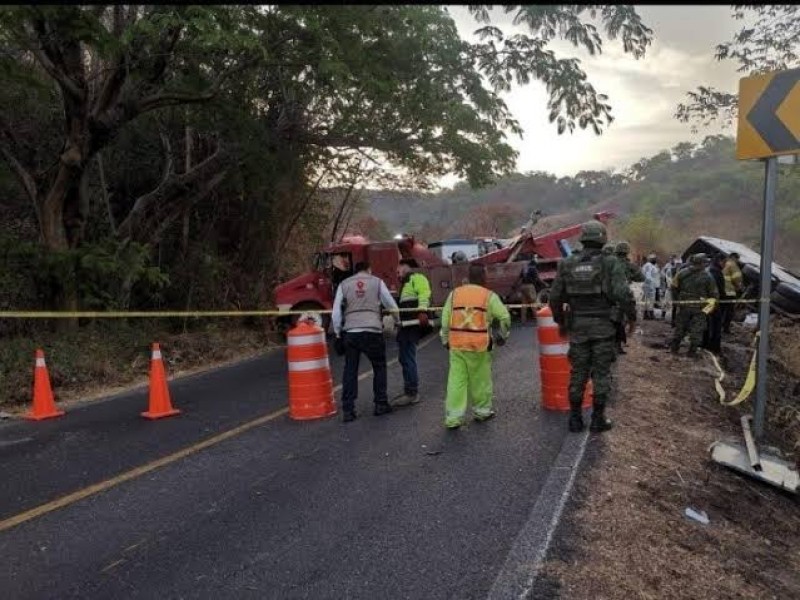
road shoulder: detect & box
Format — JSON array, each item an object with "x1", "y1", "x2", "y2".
[{"x1": 532, "y1": 320, "x2": 800, "y2": 599}]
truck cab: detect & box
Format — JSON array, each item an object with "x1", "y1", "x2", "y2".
[{"x1": 273, "y1": 235, "x2": 442, "y2": 331}]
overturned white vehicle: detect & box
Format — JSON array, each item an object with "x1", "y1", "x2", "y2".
[{"x1": 684, "y1": 236, "x2": 800, "y2": 315}]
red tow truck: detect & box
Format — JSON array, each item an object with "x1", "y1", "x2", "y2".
[{"x1": 273, "y1": 211, "x2": 614, "y2": 330}]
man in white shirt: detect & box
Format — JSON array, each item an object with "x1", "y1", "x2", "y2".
[
  {"x1": 641, "y1": 254, "x2": 661, "y2": 320},
  {"x1": 332, "y1": 261, "x2": 400, "y2": 423}
]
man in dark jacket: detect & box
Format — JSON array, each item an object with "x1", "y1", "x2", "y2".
[{"x1": 703, "y1": 253, "x2": 726, "y2": 354}]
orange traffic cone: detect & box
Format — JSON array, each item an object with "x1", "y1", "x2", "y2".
[
  {"x1": 141, "y1": 343, "x2": 180, "y2": 420},
  {"x1": 25, "y1": 349, "x2": 65, "y2": 421}
]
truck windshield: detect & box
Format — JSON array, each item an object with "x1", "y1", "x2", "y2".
[{"x1": 312, "y1": 252, "x2": 326, "y2": 271}]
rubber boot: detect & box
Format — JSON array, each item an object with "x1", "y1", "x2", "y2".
[
  {"x1": 568, "y1": 402, "x2": 585, "y2": 433},
  {"x1": 589, "y1": 404, "x2": 613, "y2": 433}
]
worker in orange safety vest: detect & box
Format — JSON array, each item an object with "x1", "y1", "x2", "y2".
[{"x1": 439, "y1": 264, "x2": 511, "y2": 429}]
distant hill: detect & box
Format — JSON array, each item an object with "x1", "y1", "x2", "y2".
[{"x1": 363, "y1": 135, "x2": 800, "y2": 270}]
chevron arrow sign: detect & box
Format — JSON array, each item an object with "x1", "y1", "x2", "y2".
[{"x1": 737, "y1": 68, "x2": 800, "y2": 160}]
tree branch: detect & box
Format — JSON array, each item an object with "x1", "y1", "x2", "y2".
[
  {"x1": 27, "y1": 17, "x2": 86, "y2": 101},
  {"x1": 136, "y1": 55, "x2": 259, "y2": 114},
  {"x1": 0, "y1": 140, "x2": 38, "y2": 207},
  {"x1": 27, "y1": 44, "x2": 85, "y2": 101},
  {"x1": 116, "y1": 146, "x2": 229, "y2": 243}
]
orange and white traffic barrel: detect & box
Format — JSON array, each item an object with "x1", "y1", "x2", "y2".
[
  {"x1": 287, "y1": 320, "x2": 337, "y2": 420},
  {"x1": 536, "y1": 306, "x2": 593, "y2": 411}
]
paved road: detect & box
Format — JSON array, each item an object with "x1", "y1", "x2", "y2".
[{"x1": 0, "y1": 324, "x2": 573, "y2": 599}]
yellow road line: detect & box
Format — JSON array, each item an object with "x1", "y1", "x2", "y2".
[
  {"x1": 0, "y1": 336, "x2": 436, "y2": 534},
  {"x1": 0, "y1": 408, "x2": 288, "y2": 533},
  {"x1": 101, "y1": 558, "x2": 127, "y2": 573}
]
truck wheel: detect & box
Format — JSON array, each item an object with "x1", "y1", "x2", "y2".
[
  {"x1": 771, "y1": 283, "x2": 800, "y2": 314},
  {"x1": 741, "y1": 264, "x2": 779, "y2": 291},
  {"x1": 741, "y1": 263, "x2": 760, "y2": 285}
]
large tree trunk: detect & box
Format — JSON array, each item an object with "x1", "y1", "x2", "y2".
[{"x1": 39, "y1": 159, "x2": 88, "y2": 329}]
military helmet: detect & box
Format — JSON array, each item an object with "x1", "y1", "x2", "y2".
[
  {"x1": 615, "y1": 241, "x2": 631, "y2": 256},
  {"x1": 690, "y1": 253, "x2": 707, "y2": 265},
  {"x1": 602, "y1": 242, "x2": 615, "y2": 255},
  {"x1": 579, "y1": 220, "x2": 608, "y2": 245}
]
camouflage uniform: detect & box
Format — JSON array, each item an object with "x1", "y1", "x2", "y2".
[
  {"x1": 670, "y1": 254, "x2": 719, "y2": 357},
  {"x1": 612, "y1": 242, "x2": 643, "y2": 352},
  {"x1": 549, "y1": 221, "x2": 630, "y2": 433}
]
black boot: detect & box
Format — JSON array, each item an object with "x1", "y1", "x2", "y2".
[
  {"x1": 373, "y1": 402, "x2": 393, "y2": 416},
  {"x1": 568, "y1": 404, "x2": 585, "y2": 433},
  {"x1": 589, "y1": 405, "x2": 613, "y2": 433}
]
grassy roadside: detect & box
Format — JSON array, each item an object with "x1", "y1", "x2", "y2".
[
  {"x1": 534, "y1": 318, "x2": 800, "y2": 600},
  {"x1": 0, "y1": 320, "x2": 279, "y2": 412}
]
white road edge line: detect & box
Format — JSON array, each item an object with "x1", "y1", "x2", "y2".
[{"x1": 487, "y1": 429, "x2": 590, "y2": 600}]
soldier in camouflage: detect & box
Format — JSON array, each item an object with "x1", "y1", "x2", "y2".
[
  {"x1": 613, "y1": 241, "x2": 643, "y2": 354},
  {"x1": 615, "y1": 241, "x2": 645, "y2": 284},
  {"x1": 669, "y1": 253, "x2": 719, "y2": 358},
  {"x1": 549, "y1": 221, "x2": 630, "y2": 433}
]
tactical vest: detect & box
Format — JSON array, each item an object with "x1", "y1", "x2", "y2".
[
  {"x1": 449, "y1": 284, "x2": 491, "y2": 352},
  {"x1": 563, "y1": 252, "x2": 612, "y2": 317},
  {"x1": 340, "y1": 273, "x2": 383, "y2": 332},
  {"x1": 675, "y1": 268, "x2": 711, "y2": 302}
]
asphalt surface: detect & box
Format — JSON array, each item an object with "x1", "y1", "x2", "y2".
[{"x1": 0, "y1": 324, "x2": 572, "y2": 599}]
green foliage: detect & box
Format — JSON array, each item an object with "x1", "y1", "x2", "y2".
[
  {"x1": 0, "y1": 4, "x2": 656, "y2": 316},
  {"x1": 367, "y1": 134, "x2": 800, "y2": 270},
  {"x1": 676, "y1": 6, "x2": 800, "y2": 130}
]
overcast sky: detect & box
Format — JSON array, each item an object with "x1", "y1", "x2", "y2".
[{"x1": 441, "y1": 5, "x2": 744, "y2": 185}]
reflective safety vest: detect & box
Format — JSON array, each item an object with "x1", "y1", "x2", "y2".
[{"x1": 450, "y1": 284, "x2": 491, "y2": 351}]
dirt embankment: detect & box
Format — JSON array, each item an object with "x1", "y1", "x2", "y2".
[
  {"x1": 536, "y1": 318, "x2": 800, "y2": 600},
  {"x1": 0, "y1": 321, "x2": 278, "y2": 412}
]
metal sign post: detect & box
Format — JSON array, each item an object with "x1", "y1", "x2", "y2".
[
  {"x1": 753, "y1": 157, "x2": 777, "y2": 441},
  {"x1": 709, "y1": 68, "x2": 800, "y2": 493}
]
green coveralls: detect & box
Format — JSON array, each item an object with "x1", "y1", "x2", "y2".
[{"x1": 440, "y1": 289, "x2": 511, "y2": 427}]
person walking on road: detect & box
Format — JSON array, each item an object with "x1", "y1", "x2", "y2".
[
  {"x1": 549, "y1": 221, "x2": 629, "y2": 434},
  {"x1": 669, "y1": 253, "x2": 719, "y2": 358},
  {"x1": 332, "y1": 261, "x2": 400, "y2": 423},
  {"x1": 440, "y1": 264, "x2": 511, "y2": 430},
  {"x1": 722, "y1": 251, "x2": 743, "y2": 333},
  {"x1": 391, "y1": 259, "x2": 432, "y2": 407}
]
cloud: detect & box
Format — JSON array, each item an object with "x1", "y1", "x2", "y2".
[{"x1": 440, "y1": 5, "x2": 744, "y2": 183}]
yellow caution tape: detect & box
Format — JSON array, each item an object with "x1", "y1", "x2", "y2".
[
  {"x1": 724, "y1": 332, "x2": 759, "y2": 406},
  {"x1": 0, "y1": 298, "x2": 770, "y2": 319},
  {"x1": 704, "y1": 350, "x2": 727, "y2": 404},
  {"x1": 701, "y1": 298, "x2": 718, "y2": 315},
  {"x1": 704, "y1": 330, "x2": 759, "y2": 407}
]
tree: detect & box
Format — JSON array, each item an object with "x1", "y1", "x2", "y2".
[
  {"x1": 468, "y1": 5, "x2": 653, "y2": 135},
  {"x1": 0, "y1": 5, "x2": 654, "y2": 314},
  {"x1": 676, "y1": 5, "x2": 800, "y2": 130}
]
